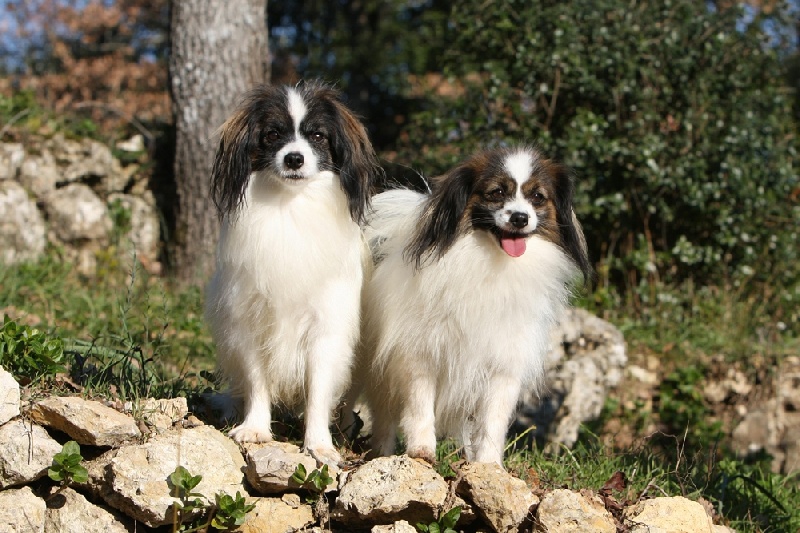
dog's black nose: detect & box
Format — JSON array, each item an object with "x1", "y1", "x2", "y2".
[
  {"x1": 510, "y1": 212, "x2": 529, "y2": 229},
  {"x1": 284, "y1": 152, "x2": 304, "y2": 170}
]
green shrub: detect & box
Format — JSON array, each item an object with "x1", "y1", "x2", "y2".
[{"x1": 400, "y1": 0, "x2": 798, "y2": 330}]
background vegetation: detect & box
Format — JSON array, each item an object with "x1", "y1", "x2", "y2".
[{"x1": 1, "y1": 0, "x2": 798, "y2": 531}]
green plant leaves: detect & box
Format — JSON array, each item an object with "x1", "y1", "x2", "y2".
[
  {"x1": 290, "y1": 463, "x2": 333, "y2": 504},
  {"x1": 167, "y1": 465, "x2": 256, "y2": 531},
  {"x1": 211, "y1": 491, "x2": 255, "y2": 529},
  {"x1": 169, "y1": 465, "x2": 203, "y2": 497},
  {"x1": 290, "y1": 463, "x2": 308, "y2": 485},
  {"x1": 417, "y1": 505, "x2": 461, "y2": 533},
  {"x1": 48, "y1": 440, "x2": 88, "y2": 485},
  {"x1": 0, "y1": 315, "x2": 66, "y2": 383}
]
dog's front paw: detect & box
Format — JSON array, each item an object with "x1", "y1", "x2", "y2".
[
  {"x1": 406, "y1": 445, "x2": 436, "y2": 465},
  {"x1": 228, "y1": 424, "x2": 273, "y2": 443},
  {"x1": 306, "y1": 445, "x2": 343, "y2": 467}
]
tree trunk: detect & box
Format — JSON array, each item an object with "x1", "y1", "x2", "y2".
[{"x1": 168, "y1": 0, "x2": 269, "y2": 284}]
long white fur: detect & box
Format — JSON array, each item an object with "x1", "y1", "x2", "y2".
[
  {"x1": 359, "y1": 163, "x2": 579, "y2": 466},
  {"x1": 204, "y1": 90, "x2": 366, "y2": 466}
]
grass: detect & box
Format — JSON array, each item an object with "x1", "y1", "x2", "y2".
[
  {"x1": 0, "y1": 248, "x2": 215, "y2": 402},
  {"x1": 2, "y1": 249, "x2": 798, "y2": 532}
]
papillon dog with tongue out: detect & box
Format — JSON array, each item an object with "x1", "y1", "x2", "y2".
[
  {"x1": 204, "y1": 81, "x2": 380, "y2": 466},
  {"x1": 348, "y1": 146, "x2": 591, "y2": 466}
]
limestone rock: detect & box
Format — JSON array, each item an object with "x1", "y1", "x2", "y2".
[
  {"x1": 732, "y1": 356, "x2": 800, "y2": 474},
  {"x1": 624, "y1": 496, "x2": 714, "y2": 533},
  {"x1": 116, "y1": 135, "x2": 145, "y2": 154},
  {"x1": 371, "y1": 520, "x2": 418, "y2": 533},
  {"x1": 44, "y1": 183, "x2": 111, "y2": 244},
  {"x1": 455, "y1": 462, "x2": 538, "y2": 532},
  {"x1": 0, "y1": 365, "x2": 20, "y2": 424},
  {"x1": 44, "y1": 487, "x2": 134, "y2": 533},
  {"x1": 244, "y1": 441, "x2": 321, "y2": 495},
  {"x1": 516, "y1": 308, "x2": 627, "y2": 449},
  {"x1": 29, "y1": 396, "x2": 141, "y2": 446},
  {"x1": 18, "y1": 148, "x2": 59, "y2": 196},
  {"x1": 0, "y1": 181, "x2": 46, "y2": 264},
  {"x1": 0, "y1": 419, "x2": 63, "y2": 488},
  {"x1": 332, "y1": 455, "x2": 448, "y2": 527},
  {"x1": 233, "y1": 495, "x2": 315, "y2": 533},
  {"x1": 0, "y1": 142, "x2": 24, "y2": 181},
  {"x1": 54, "y1": 136, "x2": 128, "y2": 192},
  {"x1": 136, "y1": 397, "x2": 189, "y2": 433},
  {"x1": 100, "y1": 425, "x2": 248, "y2": 527},
  {"x1": 0, "y1": 485, "x2": 46, "y2": 532},
  {"x1": 107, "y1": 192, "x2": 161, "y2": 266},
  {"x1": 534, "y1": 489, "x2": 616, "y2": 533}
]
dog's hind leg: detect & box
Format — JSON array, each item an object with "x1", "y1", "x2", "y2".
[
  {"x1": 369, "y1": 412, "x2": 397, "y2": 458},
  {"x1": 400, "y1": 373, "x2": 437, "y2": 464},
  {"x1": 338, "y1": 383, "x2": 363, "y2": 444}
]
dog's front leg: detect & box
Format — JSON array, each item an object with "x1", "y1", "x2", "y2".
[
  {"x1": 228, "y1": 367, "x2": 273, "y2": 443},
  {"x1": 469, "y1": 374, "x2": 521, "y2": 466},
  {"x1": 303, "y1": 333, "x2": 351, "y2": 467}
]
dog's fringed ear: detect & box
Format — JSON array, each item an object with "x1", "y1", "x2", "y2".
[
  {"x1": 553, "y1": 165, "x2": 593, "y2": 284},
  {"x1": 405, "y1": 162, "x2": 475, "y2": 269},
  {"x1": 329, "y1": 98, "x2": 381, "y2": 224},
  {"x1": 210, "y1": 89, "x2": 267, "y2": 220}
]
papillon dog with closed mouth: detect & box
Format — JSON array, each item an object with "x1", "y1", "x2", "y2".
[
  {"x1": 204, "y1": 81, "x2": 380, "y2": 466},
  {"x1": 349, "y1": 146, "x2": 591, "y2": 466}
]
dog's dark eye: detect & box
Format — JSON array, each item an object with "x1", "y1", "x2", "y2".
[
  {"x1": 486, "y1": 188, "x2": 505, "y2": 202},
  {"x1": 309, "y1": 132, "x2": 326, "y2": 143},
  {"x1": 264, "y1": 130, "x2": 280, "y2": 143},
  {"x1": 531, "y1": 192, "x2": 546, "y2": 205}
]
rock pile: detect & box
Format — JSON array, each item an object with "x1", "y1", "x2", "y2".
[
  {"x1": 0, "y1": 367, "x2": 734, "y2": 533},
  {"x1": 516, "y1": 307, "x2": 628, "y2": 449},
  {"x1": 0, "y1": 137, "x2": 160, "y2": 275}
]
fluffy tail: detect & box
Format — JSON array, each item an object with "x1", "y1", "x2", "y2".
[{"x1": 365, "y1": 189, "x2": 426, "y2": 263}]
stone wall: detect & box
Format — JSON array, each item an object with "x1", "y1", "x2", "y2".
[{"x1": 0, "y1": 136, "x2": 160, "y2": 276}]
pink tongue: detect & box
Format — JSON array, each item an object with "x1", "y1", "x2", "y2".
[{"x1": 500, "y1": 235, "x2": 527, "y2": 257}]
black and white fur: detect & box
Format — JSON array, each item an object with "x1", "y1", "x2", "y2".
[
  {"x1": 348, "y1": 146, "x2": 590, "y2": 466},
  {"x1": 205, "y1": 81, "x2": 379, "y2": 465}
]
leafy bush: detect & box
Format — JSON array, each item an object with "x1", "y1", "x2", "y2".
[{"x1": 400, "y1": 0, "x2": 798, "y2": 329}]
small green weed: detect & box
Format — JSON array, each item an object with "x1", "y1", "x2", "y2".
[
  {"x1": 416, "y1": 505, "x2": 461, "y2": 533},
  {"x1": 47, "y1": 441, "x2": 89, "y2": 488},
  {"x1": 290, "y1": 463, "x2": 333, "y2": 496},
  {"x1": 169, "y1": 465, "x2": 205, "y2": 529},
  {"x1": 168, "y1": 465, "x2": 255, "y2": 532},
  {"x1": 211, "y1": 491, "x2": 255, "y2": 530},
  {"x1": 0, "y1": 315, "x2": 66, "y2": 384}
]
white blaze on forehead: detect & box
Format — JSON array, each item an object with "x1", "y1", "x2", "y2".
[
  {"x1": 503, "y1": 151, "x2": 534, "y2": 187},
  {"x1": 495, "y1": 149, "x2": 538, "y2": 233},
  {"x1": 276, "y1": 88, "x2": 319, "y2": 178},
  {"x1": 287, "y1": 88, "x2": 307, "y2": 135}
]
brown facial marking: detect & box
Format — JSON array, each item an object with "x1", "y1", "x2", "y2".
[
  {"x1": 462, "y1": 174, "x2": 516, "y2": 229},
  {"x1": 525, "y1": 163, "x2": 561, "y2": 244}
]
